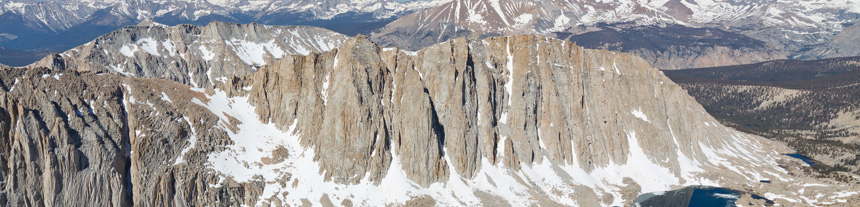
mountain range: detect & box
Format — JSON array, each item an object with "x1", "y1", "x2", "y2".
[
  {"x1": 1, "y1": 21, "x2": 859, "y2": 205},
  {"x1": 1, "y1": 1, "x2": 860, "y2": 206},
  {"x1": 0, "y1": 0, "x2": 445, "y2": 66},
  {"x1": 3, "y1": 0, "x2": 860, "y2": 69},
  {"x1": 371, "y1": 0, "x2": 860, "y2": 69}
]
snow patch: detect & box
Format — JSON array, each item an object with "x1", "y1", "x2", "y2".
[
  {"x1": 549, "y1": 14, "x2": 571, "y2": 32},
  {"x1": 505, "y1": 38, "x2": 514, "y2": 106},
  {"x1": 632, "y1": 108, "x2": 650, "y2": 123},
  {"x1": 162, "y1": 40, "x2": 176, "y2": 56},
  {"x1": 199, "y1": 45, "x2": 215, "y2": 61},
  {"x1": 322, "y1": 51, "x2": 336, "y2": 104},
  {"x1": 9, "y1": 78, "x2": 18, "y2": 92},
  {"x1": 713, "y1": 193, "x2": 740, "y2": 199},
  {"x1": 225, "y1": 38, "x2": 285, "y2": 65},
  {"x1": 137, "y1": 38, "x2": 161, "y2": 57},
  {"x1": 160, "y1": 92, "x2": 172, "y2": 103},
  {"x1": 764, "y1": 193, "x2": 800, "y2": 203},
  {"x1": 513, "y1": 14, "x2": 533, "y2": 26},
  {"x1": 123, "y1": 84, "x2": 136, "y2": 104},
  {"x1": 173, "y1": 117, "x2": 197, "y2": 165},
  {"x1": 119, "y1": 44, "x2": 138, "y2": 57}
]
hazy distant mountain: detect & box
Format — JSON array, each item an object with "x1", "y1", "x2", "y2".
[
  {"x1": 0, "y1": 0, "x2": 446, "y2": 66},
  {"x1": 800, "y1": 21, "x2": 860, "y2": 59},
  {"x1": 371, "y1": 0, "x2": 860, "y2": 68}
]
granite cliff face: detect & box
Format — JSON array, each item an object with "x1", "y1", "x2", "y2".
[
  {"x1": 1, "y1": 35, "x2": 858, "y2": 206},
  {"x1": 30, "y1": 21, "x2": 348, "y2": 88}
]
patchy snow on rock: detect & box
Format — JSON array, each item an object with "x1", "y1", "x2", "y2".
[
  {"x1": 57, "y1": 77, "x2": 807, "y2": 207},
  {"x1": 713, "y1": 193, "x2": 740, "y2": 199},
  {"x1": 513, "y1": 13, "x2": 533, "y2": 26},
  {"x1": 226, "y1": 39, "x2": 266, "y2": 65},
  {"x1": 193, "y1": 88, "x2": 424, "y2": 206},
  {"x1": 122, "y1": 84, "x2": 135, "y2": 104},
  {"x1": 119, "y1": 44, "x2": 138, "y2": 57},
  {"x1": 264, "y1": 39, "x2": 286, "y2": 58},
  {"x1": 225, "y1": 38, "x2": 284, "y2": 65},
  {"x1": 632, "y1": 107, "x2": 650, "y2": 123},
  {"x1": 591, "y1": 130, "x2": 680, "y2": 205},
  {"x1": 160, "y1": 92, "x2": 172, "y2": 103},
  {"x1": 173, "y1": 117, "x2": 197, "y2": 165},
  {"x1": 194, "y1": 89, "x2": 295, "y2": 182},
  {"x1": 110, "y1": 65, "x2": 128, "y2": 76},
  {"x1": 311, "y1": 34, "x2": 342, "y2": 53},
  {"x1": 162, "y1": 40, "x2": 176, "y2": 56},
  {"x1": 189, "y1": 87, "x2": 579, "y2": 206},
  {"x1": 667, "y1": 121, "x2": 708, "y2": 183},
  {"x1": 9, "y1": 78, "x2": 18, "y2": 92},
  {"x1": 764, "y1": 192, "x2": 801, "y2": 203},
  {"x1": 286, "y1": 39, "x2": 311, "y2": 55},
  {"x1": 322, "y1": 51, "x2": 336, "y2": 104},
  {"x1": 138, "y1": 38, "x2": 161, "y2": 57},
  {"x1": 41, "y1": 73, "x2": 60, "y2": 79},
  {"x1": 549, "y1": 14, "x2": 570, "y2": 32},
  {"x1": 505, "y1": 38, "x2": 514, "y2": 106},
  {"x1": 198, "y1": 45, "x2": 215, "y2": 61}
]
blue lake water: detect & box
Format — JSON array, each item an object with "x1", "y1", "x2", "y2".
[
  {"x1": 689, "y1": 187, "x2": 740, "y2": 207},
  {"x1": 635, "y1": 186, "x2": 771, "y2": 207},
  {"x1": 785, "y1": 153, "x2": 816, "y2": 166}
]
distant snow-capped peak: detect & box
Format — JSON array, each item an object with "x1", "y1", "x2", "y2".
[{"x1": 0, "y1": 0, "x2": 449, "y2": 25}]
